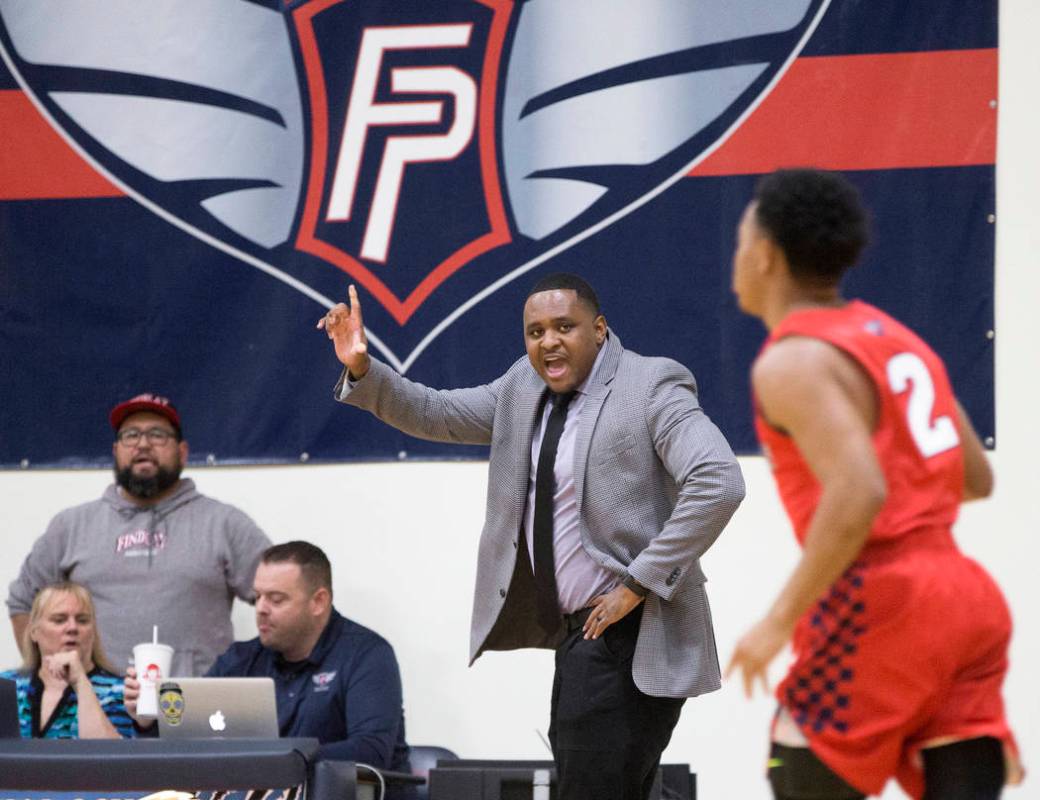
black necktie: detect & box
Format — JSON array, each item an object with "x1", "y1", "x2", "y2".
[{"x1": 533, "y1": 391, "x2": 576, "y2": 633}]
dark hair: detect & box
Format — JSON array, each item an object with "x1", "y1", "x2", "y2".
[
  {"x1": 261, "y1": 541, "x2": 332, "y2": 595},
  {"x1": 528, "y1": 273, "x2": 601, "y2": 315},
  {"x1": 753, "y1": 169, "x2": 869, "y2": 284}
]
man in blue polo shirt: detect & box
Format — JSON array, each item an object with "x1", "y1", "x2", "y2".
[
  {"x1": 128, "y1": 540, "x2": 415, "y2": 793},
  {"x1": 210, "y1": 540, "x2": 415, "y2": 774}
]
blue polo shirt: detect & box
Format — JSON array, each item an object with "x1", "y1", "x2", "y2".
[{"x1": 207, "y1": 608, "x2": 413, "y2": 773}]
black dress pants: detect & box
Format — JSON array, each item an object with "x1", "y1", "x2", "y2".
[{"x1": 548, "y1": 606, "x2": 685, "y2": 800}]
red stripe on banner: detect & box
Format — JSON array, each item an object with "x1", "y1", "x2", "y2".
[
  {"x1": 691, "y1": 49, "x2": 997, "y2": 176},
  {"x1": 0, "y1": 90, "x2": 123, "y2": 199},
  {"x1": 0, "y1": 49, "x2": 997, "y2": 200}
]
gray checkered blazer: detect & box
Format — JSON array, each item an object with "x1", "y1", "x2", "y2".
[{"x1": 336, "y1": 332, "x2": 744, "y2": 698}]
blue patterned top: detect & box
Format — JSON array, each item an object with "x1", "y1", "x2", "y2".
[{"x1": 0, "y1": 666, "x2": 134, "y2": 738}]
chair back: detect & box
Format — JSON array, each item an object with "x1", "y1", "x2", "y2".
[{"x1": 410, "y1": 744, "x2": 459, "y2": 800}]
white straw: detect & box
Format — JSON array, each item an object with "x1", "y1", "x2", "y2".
[{"x1": 153, "y1": 625, "x2": 158, "y2": 645}]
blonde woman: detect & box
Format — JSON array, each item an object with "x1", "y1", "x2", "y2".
[{"x1": 0, "y1": 582, "x2": 132, "y2": 738}]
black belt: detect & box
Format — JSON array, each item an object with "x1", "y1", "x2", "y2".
[
  {"x1": 562, "y1": 604, "x2": 644, "y2": 635},
  {"x1": 562, "y1": 607, "x2": 594, "y2": 633}
]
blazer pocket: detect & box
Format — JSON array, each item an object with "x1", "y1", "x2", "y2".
[{"x1": 594, "y1": 433, "x2": 637, "y2": 466}]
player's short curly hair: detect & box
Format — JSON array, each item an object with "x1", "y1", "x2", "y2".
[{"x1": 753, "y1": 169, "x2": 869, "y2": 284}]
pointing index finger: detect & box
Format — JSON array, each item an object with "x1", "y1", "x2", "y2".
[{"x1": 349, "y1": 284, "x2": 364, "y2": 327}]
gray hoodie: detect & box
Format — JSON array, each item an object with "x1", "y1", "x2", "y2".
[{"x1": 7, "y1": 479, "x2": 271, "y2": 676}]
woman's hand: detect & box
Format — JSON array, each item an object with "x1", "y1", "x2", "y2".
[
  {"x1": 42, "y1": 650, "x2": 86, "y2": 686},
  {"x1": 123, "y1": 666, "x2": 155, "y2": 729}
]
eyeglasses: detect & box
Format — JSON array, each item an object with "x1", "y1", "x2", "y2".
[{"x1": 115, "y1": 428, "x2": 178, "y2": 447}]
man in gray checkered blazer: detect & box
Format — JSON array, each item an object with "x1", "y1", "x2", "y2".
[{"x1": 320, "y1": 273, "x2": 744, "y2": 800}]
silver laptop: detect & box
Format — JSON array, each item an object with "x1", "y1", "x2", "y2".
[{"x1": 156, "y1": 677, "x2": 279, "y2": 739}]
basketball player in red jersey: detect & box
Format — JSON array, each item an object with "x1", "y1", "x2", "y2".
[{"x1": 725, "y1": 169, "x2": 1022, "y2": 799}]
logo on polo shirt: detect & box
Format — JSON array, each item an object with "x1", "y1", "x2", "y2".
[{"x1": 312, "y1": 671, "x2": 337, "y2": 692}]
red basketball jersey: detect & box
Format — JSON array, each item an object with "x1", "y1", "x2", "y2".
[{"x1": 754, "y1": 300, "x2": 964, "y2": 546}]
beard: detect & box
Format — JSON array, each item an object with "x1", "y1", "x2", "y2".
[{"x1": 114, "y1": 460, "x2": 182, "y2": 500}]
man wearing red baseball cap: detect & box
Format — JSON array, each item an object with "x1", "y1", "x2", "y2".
[
  {"x1": 7, "y1": 393, "x2": 271, "y2": 677},
  {"x1": 107, "y1": 394, "x2": 184, "y2": 502}
]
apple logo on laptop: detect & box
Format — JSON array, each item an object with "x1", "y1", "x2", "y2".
[{"x1": 208, "y1": 710, "x2": 226, "y2": 732}]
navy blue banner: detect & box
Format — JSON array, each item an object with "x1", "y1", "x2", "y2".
[{"x1": 0, "y1": 0, "x2": 996, "y2": 466}]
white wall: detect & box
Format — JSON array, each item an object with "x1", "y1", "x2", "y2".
[{"x1": 2, "y1": 3, "x2": 1036, "y2": 796}]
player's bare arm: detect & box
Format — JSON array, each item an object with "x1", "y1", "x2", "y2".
[
  {"x1": 727, "y1": 337, "x2": 886, "y2": 697},
  {"x1": 954, "y1": 401, "x2": 994, "y2": 501},
  {"x1": 317, "y1": 284, "x2": 371, "y2": 379}
]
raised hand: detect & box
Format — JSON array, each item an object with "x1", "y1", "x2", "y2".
[
  {"x1": 317, "y1": 284, "x2": 370, "y2": 379},
  {"x1": 43, "y1": 649, "x2": 85, "y2": 686}
]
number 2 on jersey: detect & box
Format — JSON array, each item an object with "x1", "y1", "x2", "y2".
[{"x1": 886, "y1": 352, "x2": 959, "y2": 458}]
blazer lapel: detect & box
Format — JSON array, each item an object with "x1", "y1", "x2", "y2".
[
  {"x1": 513, "y1": 372, "x2": 549, "y2": 522},
  {"x1": 573, "y1": 332, "x2": 622, "y2": 511}
]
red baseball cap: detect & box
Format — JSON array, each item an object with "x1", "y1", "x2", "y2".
[{"x1": 109, "y1": 393, "x2": 182, "y2": 433}]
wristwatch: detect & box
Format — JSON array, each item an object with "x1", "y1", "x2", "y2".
[{"x1": 622, "y1": 574, "x2": 648, "y2": 597}]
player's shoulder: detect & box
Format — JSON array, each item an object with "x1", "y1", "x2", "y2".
[
  {"x1": 755, "y1": 335, "x2": 841, "y2": 387},
  {"x1": 756, "y1": 335, "x2": 882, "y2": 431}
]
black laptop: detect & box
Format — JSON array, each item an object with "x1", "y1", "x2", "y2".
[{"x1": 0, "y1": 677, "x2": 20, "y2": 738}]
